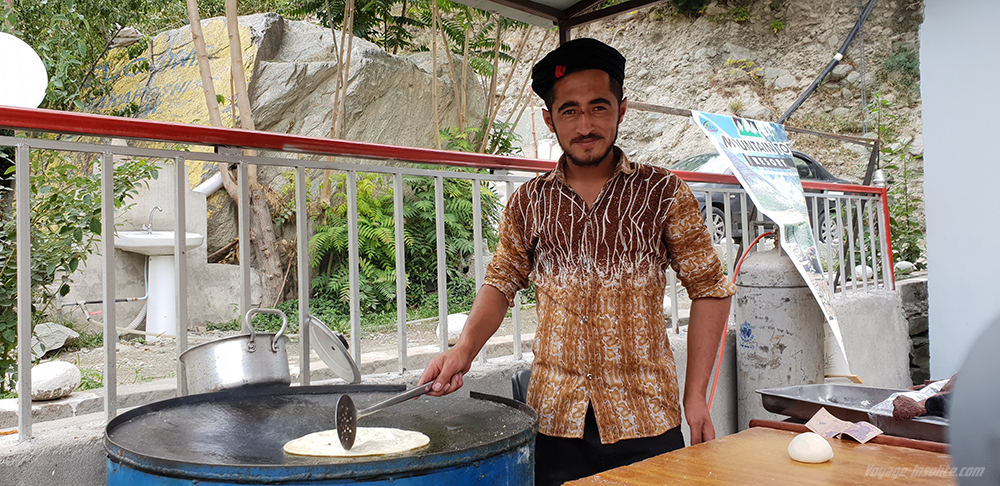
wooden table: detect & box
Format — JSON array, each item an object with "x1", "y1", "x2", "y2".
[{"x1": 567, "y1": 427, "x2": 957, "y2": 485}]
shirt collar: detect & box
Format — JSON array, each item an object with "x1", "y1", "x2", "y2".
[{"x1": 541, "y1": 146, "x2": 635, "y2": 184}]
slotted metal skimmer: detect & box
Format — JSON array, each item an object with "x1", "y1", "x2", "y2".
[{"x1": 336, "y1": 382, "x2": 436, "y2": 450}]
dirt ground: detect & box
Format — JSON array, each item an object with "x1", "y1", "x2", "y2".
[{"x1": 55, "y1": 307, "x2": 540, "y2": 387}]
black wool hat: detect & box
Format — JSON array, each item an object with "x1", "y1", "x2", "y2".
[{"x1": 531, "y1": 38, "x2": 626, "y2": 99}]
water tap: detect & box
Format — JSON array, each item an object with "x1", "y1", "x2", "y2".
[{"x1": 142, "y1": 206, "x2": 162, "y2": 234}]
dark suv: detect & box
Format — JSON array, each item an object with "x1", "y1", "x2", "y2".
[{"x1": 671, "y1": 150, "x2": 853, "y2": 244}]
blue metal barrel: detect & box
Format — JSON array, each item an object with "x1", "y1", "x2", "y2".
[{"x1": 105, "y1": 384, "x2": 536, "y2": 485}]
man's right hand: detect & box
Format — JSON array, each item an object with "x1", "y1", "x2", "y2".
[{"x1": 418, "y1": 344, "x2": 475, "y2": 396}]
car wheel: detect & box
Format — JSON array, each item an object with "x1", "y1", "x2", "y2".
[
  {"x1": 704, "y1": 207, "x2": 727, "y2": 244},
  {"x1": 818, "y1": 211, "x2": 840, "y2": 244}
]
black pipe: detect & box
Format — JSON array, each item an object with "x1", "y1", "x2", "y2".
[
  {"x1": 777, "y1": 0, "x2": 877, "y2": 124},
  {"x1": 61, "y1": 297, "x2": 141, "y2": 307}
]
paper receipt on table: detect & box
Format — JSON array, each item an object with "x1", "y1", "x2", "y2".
[{"x1": 806, "y1": 407, "x2": 883, "y2": 444}]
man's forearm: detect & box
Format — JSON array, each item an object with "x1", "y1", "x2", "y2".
[
  {"x1": 683, "y1": 296, "x2": 733, "y2": 402},
  {"x1": 452, "y1": 284, "x2": 511, "y2": 359}
]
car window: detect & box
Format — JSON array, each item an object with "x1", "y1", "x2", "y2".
[
  {"x1": 673, "y1": 154, "x2": 731, "y2": 174},
  {"x1": 793, "y1": 156, "x2": 814, "y2": 180}
]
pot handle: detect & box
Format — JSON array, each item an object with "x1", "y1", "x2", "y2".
[{"x1": 244, "y1": 308, "x2": 289, "y2": 353}]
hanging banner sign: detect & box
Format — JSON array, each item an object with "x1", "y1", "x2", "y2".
[{"x1": 691, "y1": 110, "x2": 849, "y2": 373}]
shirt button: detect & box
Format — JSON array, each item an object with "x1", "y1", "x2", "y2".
[
  {"x1": 583, "y1": 316, "x2": 589, "y2": 323},
  {"x1": 587, "y1": 373, "x2": 594, "y2": 380}
]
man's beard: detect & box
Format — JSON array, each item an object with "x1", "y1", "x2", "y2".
[{"x1": 557, "y1": 127, "x2": 619, "y2": 168}]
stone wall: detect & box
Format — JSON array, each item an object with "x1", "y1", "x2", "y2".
[{"x1": 898, "y1": 275, "x2": 929, "y2": 385}]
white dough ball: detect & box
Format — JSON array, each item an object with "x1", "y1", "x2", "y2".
[{"x1": 788, "y1": 432, "x2": 834, "y2": 463}]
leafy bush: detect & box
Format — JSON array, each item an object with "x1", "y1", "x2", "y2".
[
  {"x1": 401, "y1": 173, "x2": 501, "y2": 294},
  {"x1": 1, "y1": 0, "x2": 150, "y2": 111},
  {"x1": 440, "y1": 119, "x2": 523, "y2": 156},
  {"x1": 883, "y1": 43, "x2": 920, "y2": 78},
  {"x1": 248, "y1": 279, "x2": 481, "y2": 337},
  {"x1": 770, "y1": 19, "x2": 785, "y2": 33},
  {"x1": 731, "y1": 7, "x2": 750, "y2": 22},
  {"x1": 868, "y1": 94, "x2": 924, "y2": 270},
  {"x1": 289, "y1": 0, "x2": 426, "y2": 54},
  {"x1": 310, "y1": 173, "x2": 398, "y2": 313},
  {"x1": 880, "y1": 41, "x2": 920, "y2": 99},
  {"x1": 0, "y1": 149, "x2": 158, "y2": 394},
  {"x1": 670, "y1": 0, "x2": 707, "y2": 17},
  {"x1": 308, "y1": 171, "x2": 501, "y2": 317},
  {"x1": 78, "y1": 367, "x2": 104, "y2": 391}
]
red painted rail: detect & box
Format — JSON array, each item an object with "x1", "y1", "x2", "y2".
[{"x1": 0, "y1": 106, "x2": 558, "y2": 173}]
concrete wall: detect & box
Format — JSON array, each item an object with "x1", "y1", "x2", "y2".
[
  {"x1": 922, "y1": 0, "x2": 1000, "y2": 379},
  {"x1": 62, "y1": 159, "x2": 261, "y2": 332},
  {"x1": 829, "y1": 289, "x2": 911, "y2": 390}
]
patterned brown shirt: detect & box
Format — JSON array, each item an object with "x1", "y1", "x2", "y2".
[{"x1": 484, "y1": 148, "x2": 736, "y2": 444}]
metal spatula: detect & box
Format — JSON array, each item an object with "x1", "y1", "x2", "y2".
[{"x1": 336, "y1": 382, "x2": 435, "y2": 450}]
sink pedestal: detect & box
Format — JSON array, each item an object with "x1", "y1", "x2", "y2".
[
  {"x1": 115, "y1": 231, "x2": 205, "y2": 340},
  {"x1": 146, "y1": 255, "x2": 178, "y2": 338}
]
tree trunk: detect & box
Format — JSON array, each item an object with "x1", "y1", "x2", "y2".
[
  {"x1": 320, "y1": 0, "x2": 341, "y2": 206},
  {"x1": 224, "y1": 0, "x2": 285, "y2": 307},
  {"x1": 225, "y1": 0, "x2": 255, "y2": 132},
  {"x1": 478, "y1": 19, "x2": 503, "y2": 153},
  {"x1": 434, "y1": 9, "x2": 462, "y2": 132},
  {"x1": 431, "y1": 0, "x2": 440, "y2": 149},
  {"x1": 247, "y1": 179, "x2": 285, "y2": 307},
  {"x1": 321, "y1": 0, "x2": 354, "y2": 206},
  {"x1": 460, "y1": 28, "x2": 470, "y2": 130},
  {"x1": 185, "y1": 0, "x2": 224, "y2": 127},
  {"x1": 477, "y1": 25, "x2": 532, "y2": 153},
  {"x1": 506, "y1": 29, "x2": 551, "y2": 131}
]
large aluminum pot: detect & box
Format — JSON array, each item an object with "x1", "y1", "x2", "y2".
[{"x1": 179, "y1": 308, "x2": 290, "y2": 394}]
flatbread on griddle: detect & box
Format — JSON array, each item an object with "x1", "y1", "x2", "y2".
[{"x1": 283, "y1": 427, "x2": 430, "y2": 457}]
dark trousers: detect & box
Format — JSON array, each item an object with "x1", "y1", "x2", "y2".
[{"x1": 534, "y1": 404, "x2": 685, "y2": 486}]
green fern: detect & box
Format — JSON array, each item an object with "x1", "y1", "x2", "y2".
[{"x1": 309, "y1": 170, "x2": 501, "y2": 313}]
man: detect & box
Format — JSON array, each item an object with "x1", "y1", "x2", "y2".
[{"x1": 418, "y1": 38, "x2": 735, "y2": 485}]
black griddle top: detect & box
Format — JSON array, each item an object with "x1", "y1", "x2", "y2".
[{"x1": 106, "y1": 384, "x2": 536, "y2": 471}]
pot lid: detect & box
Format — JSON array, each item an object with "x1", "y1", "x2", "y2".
[{"x1": 310, "y1": 317, "x2": 362, "y2": 384}]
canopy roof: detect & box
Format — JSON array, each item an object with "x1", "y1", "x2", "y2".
[{"x1": 452, "y1": 0, "x2": 668, "y2": 42}]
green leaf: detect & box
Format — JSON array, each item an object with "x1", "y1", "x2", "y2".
[
  {"x1": 89, "y1": 219, "x2": 101, "y2": 234},
  {"x1": 59, "y1": 283, "x2": 70, "y2": 296}
]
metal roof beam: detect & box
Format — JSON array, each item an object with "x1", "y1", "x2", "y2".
[
  {"x1": 563, "y1": 0, "x2": 605, "y2": 19},
  {"x1": 561, "y1": 0, "x2": 668, "y2": 29},
  {"x1": 447, "y1": 0, "x2": 562, "y2": 26}
]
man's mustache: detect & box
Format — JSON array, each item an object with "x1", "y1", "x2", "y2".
[{"x1": 572, "y1": 135, "x2": 604, "y2": 144}]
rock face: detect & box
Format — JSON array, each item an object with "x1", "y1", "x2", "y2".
[
  {"x1": 31, "y1": 322, "x2": 80, "y2": 359},
  {"x1": 96, "y1": 14, "x2": 485, "y2": 254},
  {"x1": 498, "y1": 1, "x2": 923, "y2": 195},
  {"x1": 252, "y1": 20, "x2": 483, "y2": 150},
  {"x1": 31, "y1": 361, "x2": 82, "y2": 401}
]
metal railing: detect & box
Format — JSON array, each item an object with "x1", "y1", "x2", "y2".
[
  {"x1": 667, "y1": 170, "x2": 894, "y2": 329},
  {"x1": 0, "y1": 106, "x2": 893, "y2": 441}
]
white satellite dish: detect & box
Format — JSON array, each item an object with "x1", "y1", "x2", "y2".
[{"x1": 0, "y1": 32, "x2": 49, "y2": 108}]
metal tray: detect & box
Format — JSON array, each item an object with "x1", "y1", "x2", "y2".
[{"x1": 757, "y1": 384, "x2": 948, "y2": 443}]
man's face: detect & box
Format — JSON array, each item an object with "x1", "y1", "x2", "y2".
[{"x1": 542, "y1": 69, "x2": 627, "y2": 168}]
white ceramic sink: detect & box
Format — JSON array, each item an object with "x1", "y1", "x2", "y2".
[{"x1": 114, "y1": 231, "x2": 205, "y2": 256}]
